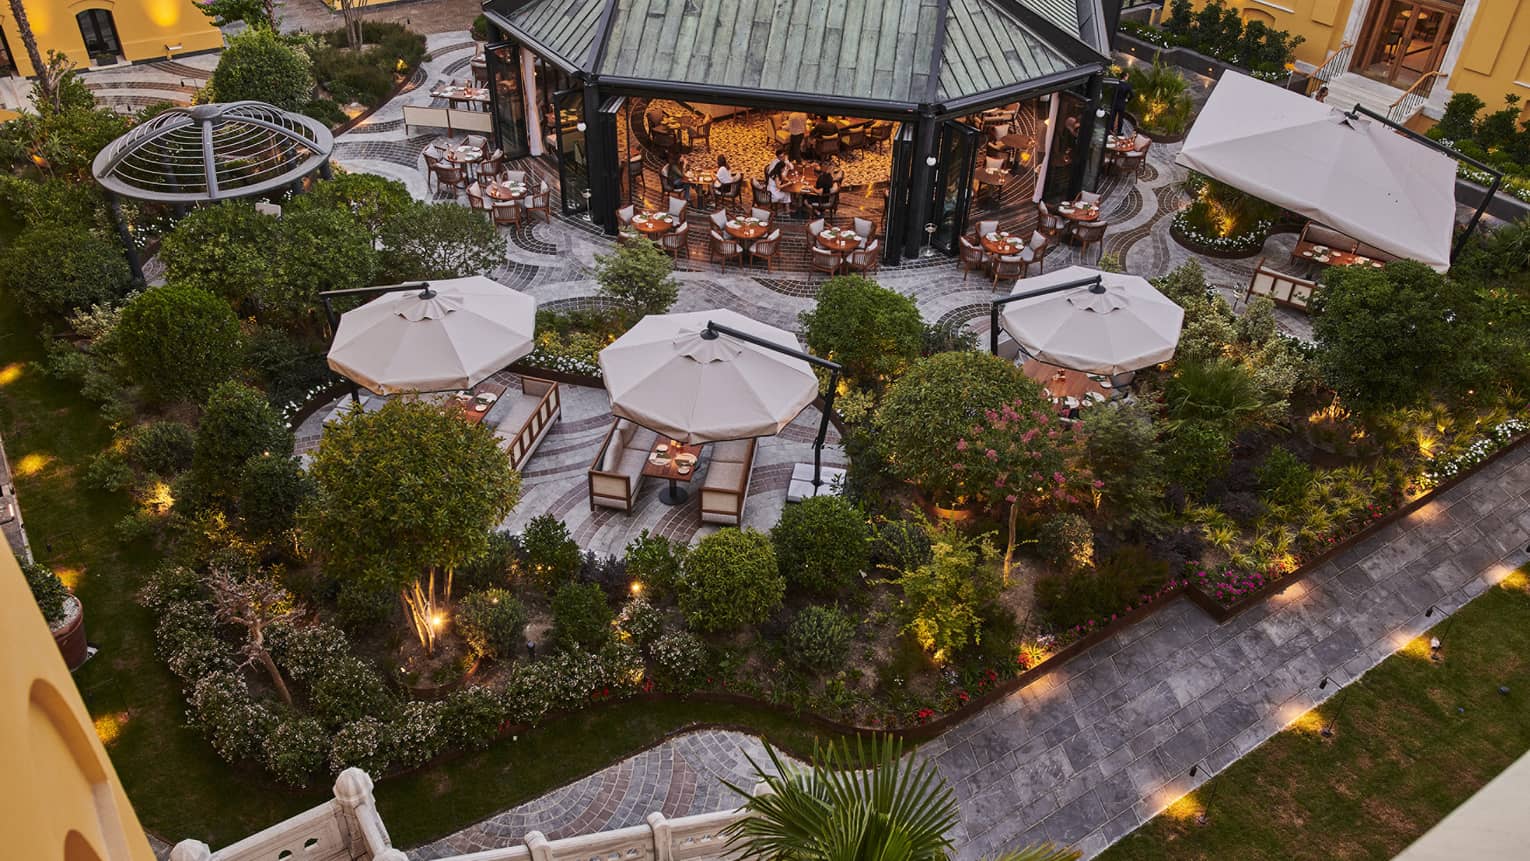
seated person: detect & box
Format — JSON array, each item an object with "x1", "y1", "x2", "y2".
[
  {"x1": 664, "y1": 154, "x2": 691, "y2": 200},
  {"x1": 713, "y1": 154, "x2": 734, "y2": 192}
]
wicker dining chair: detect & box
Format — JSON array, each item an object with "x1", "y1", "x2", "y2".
[
  {"x1": 709, "y1": 209, "x2": 730, "y2": 231},
  {"x1": 1036, "y1": 202, "x2": 1066, "y2": 240},
  {"x1": 616, "y1": 204, "x2": 636, "y2": 229},
  {"x1": 1074, "y1": 221, "x2": 1108, "y2": 264},
  {"x1": 479, "y1": 149, "x2": 505, "y2": 176},
  {"x1": 805, "y1": 217, "x2": 825, "y2": 246},
  {"x1": 492, "y1": 198, "x2": 520, "y2": 227},
  {"x1": 751, "y1": 179, "x2": 772, "y2": 209},
  {"x1": 667, "y1": 195, "x2": 689, "y2": 219},
  {"x1": 847, "y1": 239, "x2": 880, "y2": 274},
  {"x1": 661, "y1": 221, "x2": 691, "y2": 259},
  {"x1": 433, "y1": 164, "x2": 468, "y2": 196},
  {"x1": 717, "y1": 178, "x2": 743, "y2": 207},
  {"x1": 504, "y1": 169, "x2": 527, "y2": 184},
  {"x1": 852, "y1": 217, "x2": 875, "y2": 244},
  {"x1": 816, "y1": 136, "x2": 840, "y2": 159},
  {"x1": 466, "y1": 182, "x2": 488, "y2": 216},
  {"x1": 750, "y1": 207, "x2": 773, "y2": 226},
  {"x1": 750, "y1": 228, "x2": 782, "y2": 272},
  {"x1": 810, "y1": 246, "x2": 842, "y2": 279},
  {"x1": 958, "y1": 235, "x2": 988, "y2": 282},
  {"x1": 708, "y1": 229, "x2": 742, "y2": 271},
  {"x1": 990, "y1": 253, "x2": 1026, "y2": 289},
  {"x1": 627, "y1": 154, "x2": 646, "y2": 201}
]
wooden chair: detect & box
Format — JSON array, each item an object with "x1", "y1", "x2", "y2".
[
  {"x1": 616, "y1": 204, "x2": 636, "y2": 230},
  {"x1": 1295, "y1": 222, "x2": 1359, "y2": 256},
  {"x1": 524, "y1": 183, "x2": 552, "y2": 223},
  {"x1": 1021, "y1": 232, "x2": 1050, "y2": 276},
  {"x1": 847, "y1": 239, "x2": 880, "y2": 275},
  {"x1": 974, "y1": 219, "x2": 999, "y2": 240},
  {"x1": 466, "y1": 182, "x2": 489, "y2": 216},
  {"x1": 708, "y1": 229, "x2": 742, "y2": 271},
  {"x1": 958, "y1": 235, "x2": 988, "y2": 282},
  {"x1": 750, "y1": 228, "x2": 782, "y2": 271},
  {"x1": 1078, "y1": 190, "x2": 1101, "y2": 205},
  {"x1": 815, "y1": 136, "x2": 840, "y2": 159},
  {"x1": 479, "y1": 149, "x2": 505, "y2": 176},
  {"x1": 852, "y1": 217, "x2": 876, "y2": 243},
  {"x1": 716, "y1": 178, "x2": 743, "y2": 207},
  {"x1": 661, "y1": 222, "x2": 691, "y2": 259},
  {"x1": 1246, "y1": 257, "x2": 1317, "y2": 313},
  {"x1": 868, "y1": 122, "x2": 893, "y2": 151},
  {"x1": 691, "y1": 119, "x2": 712, "y2": 151},
  {"x1": 810, "y1": 246, "x2": 842, "y2": 279},
  {"x1": 805, "y1": 218, "x2": 825, "y2": 247},
  {"x1": 492, "y1": 198, "x2": 520, "y2": 227},
  {"x1": 709, "y1": 209, "x2": 730, "y2": 232},
  {"x1": 627, "y1": 154, "x2": 646, "y2": 201},
  {"x1": 667, "y1": 195, "x2": 688, "y2": 219},
  {"x1": 1073, "y1": 221, "x2": 1108, "y2": 264},
  {"x1": 1120, "y1": 139, "x2": 1151, "y2": 177},
  {"x1": 1036, "y1": 202, "x2": 1066, "y2": 240},
  {"x1": 750, "y1": 207, "x2": 774, "y2": 227},
  {"x1": 504, "y1": 169, "x2": 527, "y2": 184},
  {"x1": 989, "y1": 253, "x2": 1026, "y2": 289},
  {"x1": 751, "y1": 179, "x2": 772, "y2": 210},
  {"x1": 433, "y1": 164, "x2": 468, "y2": 195}
]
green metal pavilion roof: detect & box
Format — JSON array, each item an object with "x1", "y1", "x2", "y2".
[{"x1": 486, "y1": 0, "x2": 1108, "y2": 109}]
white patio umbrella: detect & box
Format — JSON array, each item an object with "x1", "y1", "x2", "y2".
[
  {"x1": 1177, "y1": 71, "x2": 1457, "y2": 271},
  {"x1": 996, "y1": 266, "x2": 1184, "y2": 375},
  {"x1": 327, "y1": 276, "x2": 537, "y2": 395},
  {"x1": 598, "y1": 309, "x2": 819, "y2": 444}
]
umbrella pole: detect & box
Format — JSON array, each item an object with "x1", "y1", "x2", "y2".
[
  {"x1": 813, "y1": 368, "x2": 840, "y2": 489},
  {"x1": 320, "y1": 295, "x2": 362, "y2": 405}
]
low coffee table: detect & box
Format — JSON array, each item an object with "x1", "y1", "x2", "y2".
[{"x1": 643, "y1": 439, "x2": 704, "y2": 505}]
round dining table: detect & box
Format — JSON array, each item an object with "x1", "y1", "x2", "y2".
[
  {"x1": 485, "y1": 181, "x2": 528, "y2": 202},
  {"x1": 980, "y1": 231, "x2": 1027, "y2": 257},
  {"x1": 725, "y1": 217, "x2": 769, "y2": 242},
  {"x1": 1056, "y1": 201, "x2": 1101, "y2": 222},
  {"x1": 631, "y1": 211, "x2": 677, "y2": 237},
  {"x1": 817, "y1": 229, "x2": 862, "y2": 254},
  {"x1": 1107, "y1": 134, "x2": 1140, "y2": 153}
]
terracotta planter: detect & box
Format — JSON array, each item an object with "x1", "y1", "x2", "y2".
[{"x1": 52, "y1": 596, "x2": 87, "y2": 670}]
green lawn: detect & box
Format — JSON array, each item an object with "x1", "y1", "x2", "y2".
[
  {"x1": 1101, "y1": 569, "x2": 1530, "y2": 861},
  {"x1": 0, "y1": 296, "x2": 853, "y2": 849}
]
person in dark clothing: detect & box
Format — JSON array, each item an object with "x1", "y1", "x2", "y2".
[{"x1": 1109, "y1": 70, "x2": 1133, "y2": 135}]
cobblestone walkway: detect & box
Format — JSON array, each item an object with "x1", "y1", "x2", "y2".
[{"x1": 402, "y1": 444, "x2": 1530, "y2": 859}]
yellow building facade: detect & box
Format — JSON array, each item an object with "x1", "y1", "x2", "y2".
[
  {"x1": 0, "y1": 546, "x2": 156, "y2": 861},
  {"x1": 1, "y1": 0, "x2": 223, "y2": 76},
  {"x1": 1193, "y1": 1, "x2": 1530, "y2": 113}
]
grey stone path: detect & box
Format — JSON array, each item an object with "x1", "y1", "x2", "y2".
[{"x1": 400, "y1": 443, "x2": 1530, "y2": 860}]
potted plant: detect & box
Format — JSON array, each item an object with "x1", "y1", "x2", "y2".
[{"x1": 24, "y1": 562, "x2": 88, "y2": 669}]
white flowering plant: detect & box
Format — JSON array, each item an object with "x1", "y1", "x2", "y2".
[{"x1": 1422, "y1": 418, "x2": 1528, "y2": 487}]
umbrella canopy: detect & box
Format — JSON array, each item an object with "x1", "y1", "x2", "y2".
[
  {"x1": 327, "y1": 277, "x2": 537, "y2": 394},
  {"x1": 998, "y1": 266, "x2": 1184, "y2": 374},
  {"x1": 598, "y1": 309, "x2": 818, "y2": 443},
  {"x1": 1177, "y1": 72, "x2": 1458, "y2": 271}
]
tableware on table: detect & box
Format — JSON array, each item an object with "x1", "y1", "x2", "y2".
[
  {"x1": 657, "y1": 443, "x2": 669, "y2": 452},
  {"x1": 474, "y1": 404, "x2": 488, "y2": 412}
]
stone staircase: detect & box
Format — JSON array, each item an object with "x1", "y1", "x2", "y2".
[{"x1": 1322, "y1": 72, "x2": 1409, "y2": 118}]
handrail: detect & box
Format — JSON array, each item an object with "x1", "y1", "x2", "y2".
[
  {"x1": 1388, "y1": 70, "x2": 1444, "y2": 123},
  {"x1": 1309, "y1": 41, "x2": 1354, "y2": 92}
]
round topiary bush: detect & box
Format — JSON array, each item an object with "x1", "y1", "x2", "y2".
[
  {"x1": 873, "y1": 351, "x2": 1031, "y2": 504},
  {"x1": 208, "y1": 27, "x2": 315, "y2": 111},
  {"x1": 125, "y1": 421, "x2": 196, "y2": 475},
  {"x1": 771, "y1": 495, "x2": 869, "y2": 596},
  {"x1": 261, "y1": 714, "x2": 329, "y2": 788},
  {"x1": 0, "y1": 225, "x2": 132, "y2": 318},
  {"x1": 521, "y1": 514, "x2": 582, "y2": 591},
  {"x1": 784, "y1": 605, "x2": 855, "y2": 672},
  {"x1": 676, "y1": 528, "x2": 784, "y2": 633},
  {"x1": 551, "y1": 581, "x2": 613, "y2": 652},
  {"x1": 116, "y1": 284, "x2": 243, "y2": 404},
  {"x1": 455, "y1": 588, "x2": 527, "y2": 661},
  {"x1": 1035, "y1": 512, "x2": 1095, "y2": 573}
]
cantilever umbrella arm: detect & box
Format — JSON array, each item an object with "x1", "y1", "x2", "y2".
[
  {"x1": 702, "y1": 320, "x2": 843, "y2": 489},
  {"x1": 988, "y1": 275, "x2": 1103, "y2": 355}
]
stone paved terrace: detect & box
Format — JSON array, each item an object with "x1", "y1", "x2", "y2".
[{"x1": 397, "y1": 442, "x2": 1530, "y2": 860}]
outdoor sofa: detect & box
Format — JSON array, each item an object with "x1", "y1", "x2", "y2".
[
  {"x1": 698, "y1": 438, "x2": 756, "y2": 525},
  {"x1": 1246, "y1": 258, "x2": 1317, "y2": 313},
  {"x1": 588, "y1": 419, "x2": 658, "y2": 511},
  {"x1": 488, "y1": 376, "x2": 561, "y2": 470}
]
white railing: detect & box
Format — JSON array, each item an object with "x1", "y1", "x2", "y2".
[{"x1": 170, "y1": 770, "x2": 758, "y2": 861}]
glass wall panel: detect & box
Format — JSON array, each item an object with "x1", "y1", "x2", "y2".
[
  {"x1": 932, "y1": 120, "x2": 980, "y2": 253},
  {"x1": 554, "y1": 87, "x2": 589, "y2": 216},
  {"x1": 486, "y1": 43, "x2": 529, "y2": 158}
]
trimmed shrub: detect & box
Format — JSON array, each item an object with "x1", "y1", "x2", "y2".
[
  {"x1": 771, "y1": 495, "x2": 869, "y2": 596},
  {"x1": 308, "y1": 655, "x2": 392, "y2": 728},
  {"x1": 237, "y1": 453, "x2": 314, "y2": 541},
  {"x1": 262, "y1": 715, "x2": 328, "y2": 788},
  {"x1": 188, "y1": 671, "x2": 273, "y2": 763},
  {"x1": 784, "y1": 605, "x2": 855, "y2": 672},
  {"x1": 551, "y1": 582, "x2": 613, "y2": 652},
  {"x1": 1257, "y1": 447, "x2": 1314, "y2": 507},
  {"x1": 798, "y1": 275, "x2": 924, "y2": 387},
  {"x1": 594, "y1": 237, "x2": 678, "y2": 321},
  {"x1": 23, "y1": 562, "x2": 71, "y2": 626},
  {"x1": 329, "y1": 716, "x2": 391, "y2": 775},
  {"x1": 615, "y1": 596, "x2": 662, "y2": 650},
  {"x1": 648, "y1": 631, "x2": 708, "y2": 692},
  {"x1": 116, "y1": 285, "x2": 243, "y2": 404},
  {"x1": 869, "y1": 517, "x2": 933, "y2": 573},
  {"x1": 1164, "y1": 420, "x2": 1232, "y2": 496},
  {"x1": 125, "y1": 421, "x2": 196, "y2": 475},
  {"x1": 676, "y1": 528, "x2": 784, "y2": 633},
  {"x1": 521, "y1": 514, "x2": 581, "y2": 590},
  {"x1": 83, "y1": 450, "x2": 134, "y2": 492},
  {"x1": 192, "y1": 381, "x2": 293, "y2": 502},
  {"x1": 1035, "y1": 513, "x2": 1095, "y2": 573},
  {"x1": 456, "y1": 588, "x2": 527, "y2": 660},
  {"x1": 209, "y1": 28, "x2": 313, "y2": 110},
  {"x1": 624, "y1": 530, "x2": 684, "y2": 598},
  {"x1": 379, "y1": 202, "x2": 504, "y2": 281},
  {"x1": 439, "y1": 685, "x2": 506, "y2": 751},
  {"x1": 159, "y1": 202, "x2": 280, "y2": 305},
  {"x1": 0, "y1": 225, "x2": 132, "y2": 318},
  {"x1": 388, "y1": 700, "x2": 445, "y2": 769}
]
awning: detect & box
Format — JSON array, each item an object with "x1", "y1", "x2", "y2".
[{"x1": 1176, "y1": 72, "x2": 1458, "y2": 271}]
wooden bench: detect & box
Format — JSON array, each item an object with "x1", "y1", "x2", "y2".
[
  {"x1": 699, "y1": 438, "x2": 756, "y2": 526},
  {"x1": 1246, "y1": 257, "x2": 1317, "y2": 313},
  {"x1": 588, "y1": 419, "x2": 657, "y2": 512}
]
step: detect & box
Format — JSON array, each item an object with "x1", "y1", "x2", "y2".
[{"x1": 1324, "y1": 73, "x2": 1408, "y2": 117}]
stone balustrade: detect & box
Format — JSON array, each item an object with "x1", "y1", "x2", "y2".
[{"x1": 169, "y1": 769, "x2": 752, "y2": 861}]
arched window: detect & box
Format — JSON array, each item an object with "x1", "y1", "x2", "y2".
[
  {"x1": 75, "y1": 9, "x2": 122, "y2": 63},
  {"x1": 1242, "y1": 9, "x2": 1277, "y2": 27}
]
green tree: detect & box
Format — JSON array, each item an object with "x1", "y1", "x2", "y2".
[
  {"x1": 116, "y1": 284, "x2": 243, "y2": 404},
  {"x1": 1081, "y1": 402, "x2": 1165, "y2": 530},
  {"x1": 873, "y1": 351, "x2": 1029, "y2": 504},
  {"x1": 771, "y1": 494, "x2": 869, "y2": 597},
  {"x1": 551, "y1": 582, "x2": 614, "y2": 652},
  {"x1": 290, "y1": 172, "x2": 415, "y2": 231},
  {"x1": 160, "y1": 202, "x2": 281, "y2": 305},
  {"x1": 208, "y1": 28, "x2": 313, "y2": 110},
  {"x1": 594, "y1": 237, "x2": 678, "y2": 322},
  {"x1": 677, "y1": 528, "x2": 783, "y2": 633},
  {"x1": 798, "y1": 275, "x2": 924, "y2": 389},
  {"x1": 0, "y1": 225, "x2": 132, "y2": 318},
  {"x1": 237, "y1": 453, "x2": 314, "y2": 544},
  {"x1": 192, "y1": 381, "x2": 293, "y2": 503},
  {"x1": 724, "y1": 736, "x2": 1077, "y2": 861},
  {"x1": 0, "y1": 58, "x2": 130, "y2": 177},
  {"x1": 302, "y1": 399, "x2": 521, "y2": 653},
  {"x1": 1312, "y1": 261, "x2": 1488, "y2": 412},
  {"x1": 456, "y1": 588, "x2": 527, "y2": 660},
  {"x1": 379, "y1": 202, "x2": 504, "y2": 281},
  {"x1": 894, "y1": 520, "x2": 999, "y2": 661},
  {"x1": 267, "y1": 207, "x2": 378, "y2": 326}
]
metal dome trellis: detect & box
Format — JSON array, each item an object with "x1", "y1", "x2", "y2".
[{"x1": 91, "y1": 101, "x2": 334, "y2": 204}]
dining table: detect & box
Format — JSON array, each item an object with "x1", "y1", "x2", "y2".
[
  {"x1": 1106, "y1": 134, "x2": 1141, "y2": 153},
  {"x1": 485, "y1": 180, "x2": 528, "y2": 202},
  {"x1": 1056, "y1": 200, "x2": 1101, "y2": 222},
  {"x1": 631, "y1": 211, "x2": 678, "y2": 237},
  {"x1": 1293, "y1": 239, "x2": 1387, "y2": 269},
  {"x1": 980, "y1": 230, "x2": 1027, "y2": 257},
  {"x1": 1022, "y1": 360, "x2": 1110, "y2": 414},
  {"x1": 644, "y1": 439, "x2": 704, "y2": 505},
  {"x1": 443, "y1": 382, "x2": 507, "y2": 425},
  {"x1": 817, "y1": 226, "x2": 862, "y2": 254},
  {"x1": 433, "y1": 85, "x2": 490, "y2": 108}
]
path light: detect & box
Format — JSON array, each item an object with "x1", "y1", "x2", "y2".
[
  {"x1": 429, "y1": 612, "x2": 445, "y2": 630},
  {"x1": 630, "y1": 580, "x2": 644, "y2": 596},
  {"x1": 1500, "y1": 686, "x2": 1511, "y2": 696}
]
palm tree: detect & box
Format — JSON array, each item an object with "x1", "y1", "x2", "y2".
[
  {"x1": 723, "y1": 736, "x2": 1080, "y2": 861},
  {"x1": 5, "y1": 0, "x2": 55, "y2": 109}
]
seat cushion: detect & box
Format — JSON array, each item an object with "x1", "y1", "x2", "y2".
[
  {"x1": 615, "y1": 447, "x2": 650, "y2": 480},
  {"x1": 703, "y1": 460, "x2": 747, "y2": 491},
  {"x1": 712, "y1": 439, "x2": 753, "y2": 463}
]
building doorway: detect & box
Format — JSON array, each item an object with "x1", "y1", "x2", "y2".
[
  {"x1": 1355, "y1": 1, "x2": 1460, "y2": 89},
  {"x1": 75, "y1": 9, "x2": 123, "y2": 65}
]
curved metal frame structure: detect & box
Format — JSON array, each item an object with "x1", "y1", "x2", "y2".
[{"x1": 92, "y1": 101, "x2": 334, "y2": 204}]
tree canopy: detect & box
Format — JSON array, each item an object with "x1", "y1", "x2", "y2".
[{"x1": 116, "y1": 284, "x2": 243, "y2": 404}]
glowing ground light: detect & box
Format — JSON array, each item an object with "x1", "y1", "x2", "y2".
[
  {"x1": 94, "y1": 712, "x2": 129, "y2": 746},
  {"x1": 0, "y1": 362, "x2": 23, "y2": 386},
  {"x1": 14, "y1": 452, "x2": 52, "y2": 476},
  {"x1": 54, "y1": 566, "x2": 82, "y2": 589}
]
